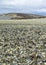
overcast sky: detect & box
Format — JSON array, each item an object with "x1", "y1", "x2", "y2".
[{"x1": 0, "y1": 0, "x2": 46, "y2": 15}]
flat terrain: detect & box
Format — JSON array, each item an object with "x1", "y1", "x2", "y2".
[
  {"x1": 0, "y1": 19, "x2": 46, "y2": 65},
  {"x1": 0, "y1": 18, "x2": 46, "y2": 24}
]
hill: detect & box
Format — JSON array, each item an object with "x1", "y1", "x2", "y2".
[{"x1": 0, "y1": 13, "x2": 46, "y2": 20}]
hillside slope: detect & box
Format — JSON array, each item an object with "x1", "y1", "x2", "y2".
[{"x1": 0, "y1": 13, "x2": 46, "y2": 20}]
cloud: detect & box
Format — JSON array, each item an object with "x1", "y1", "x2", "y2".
[
  {"x1": 36, "y1": 9, "x2": 46, "y2": 12},
  {"x1": 0, "y1": 0, "x2": 43, "y2": 6},
  {"x1": 0, "y1": 0, "x2": 44, "y2": 9},
  {"x1": 0, "y1": 0, "x2": 46, "y2": 15}
]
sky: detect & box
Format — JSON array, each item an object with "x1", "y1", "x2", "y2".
[{"x1": 0, "y1": 0, "x2": 46, "y2": 15}]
